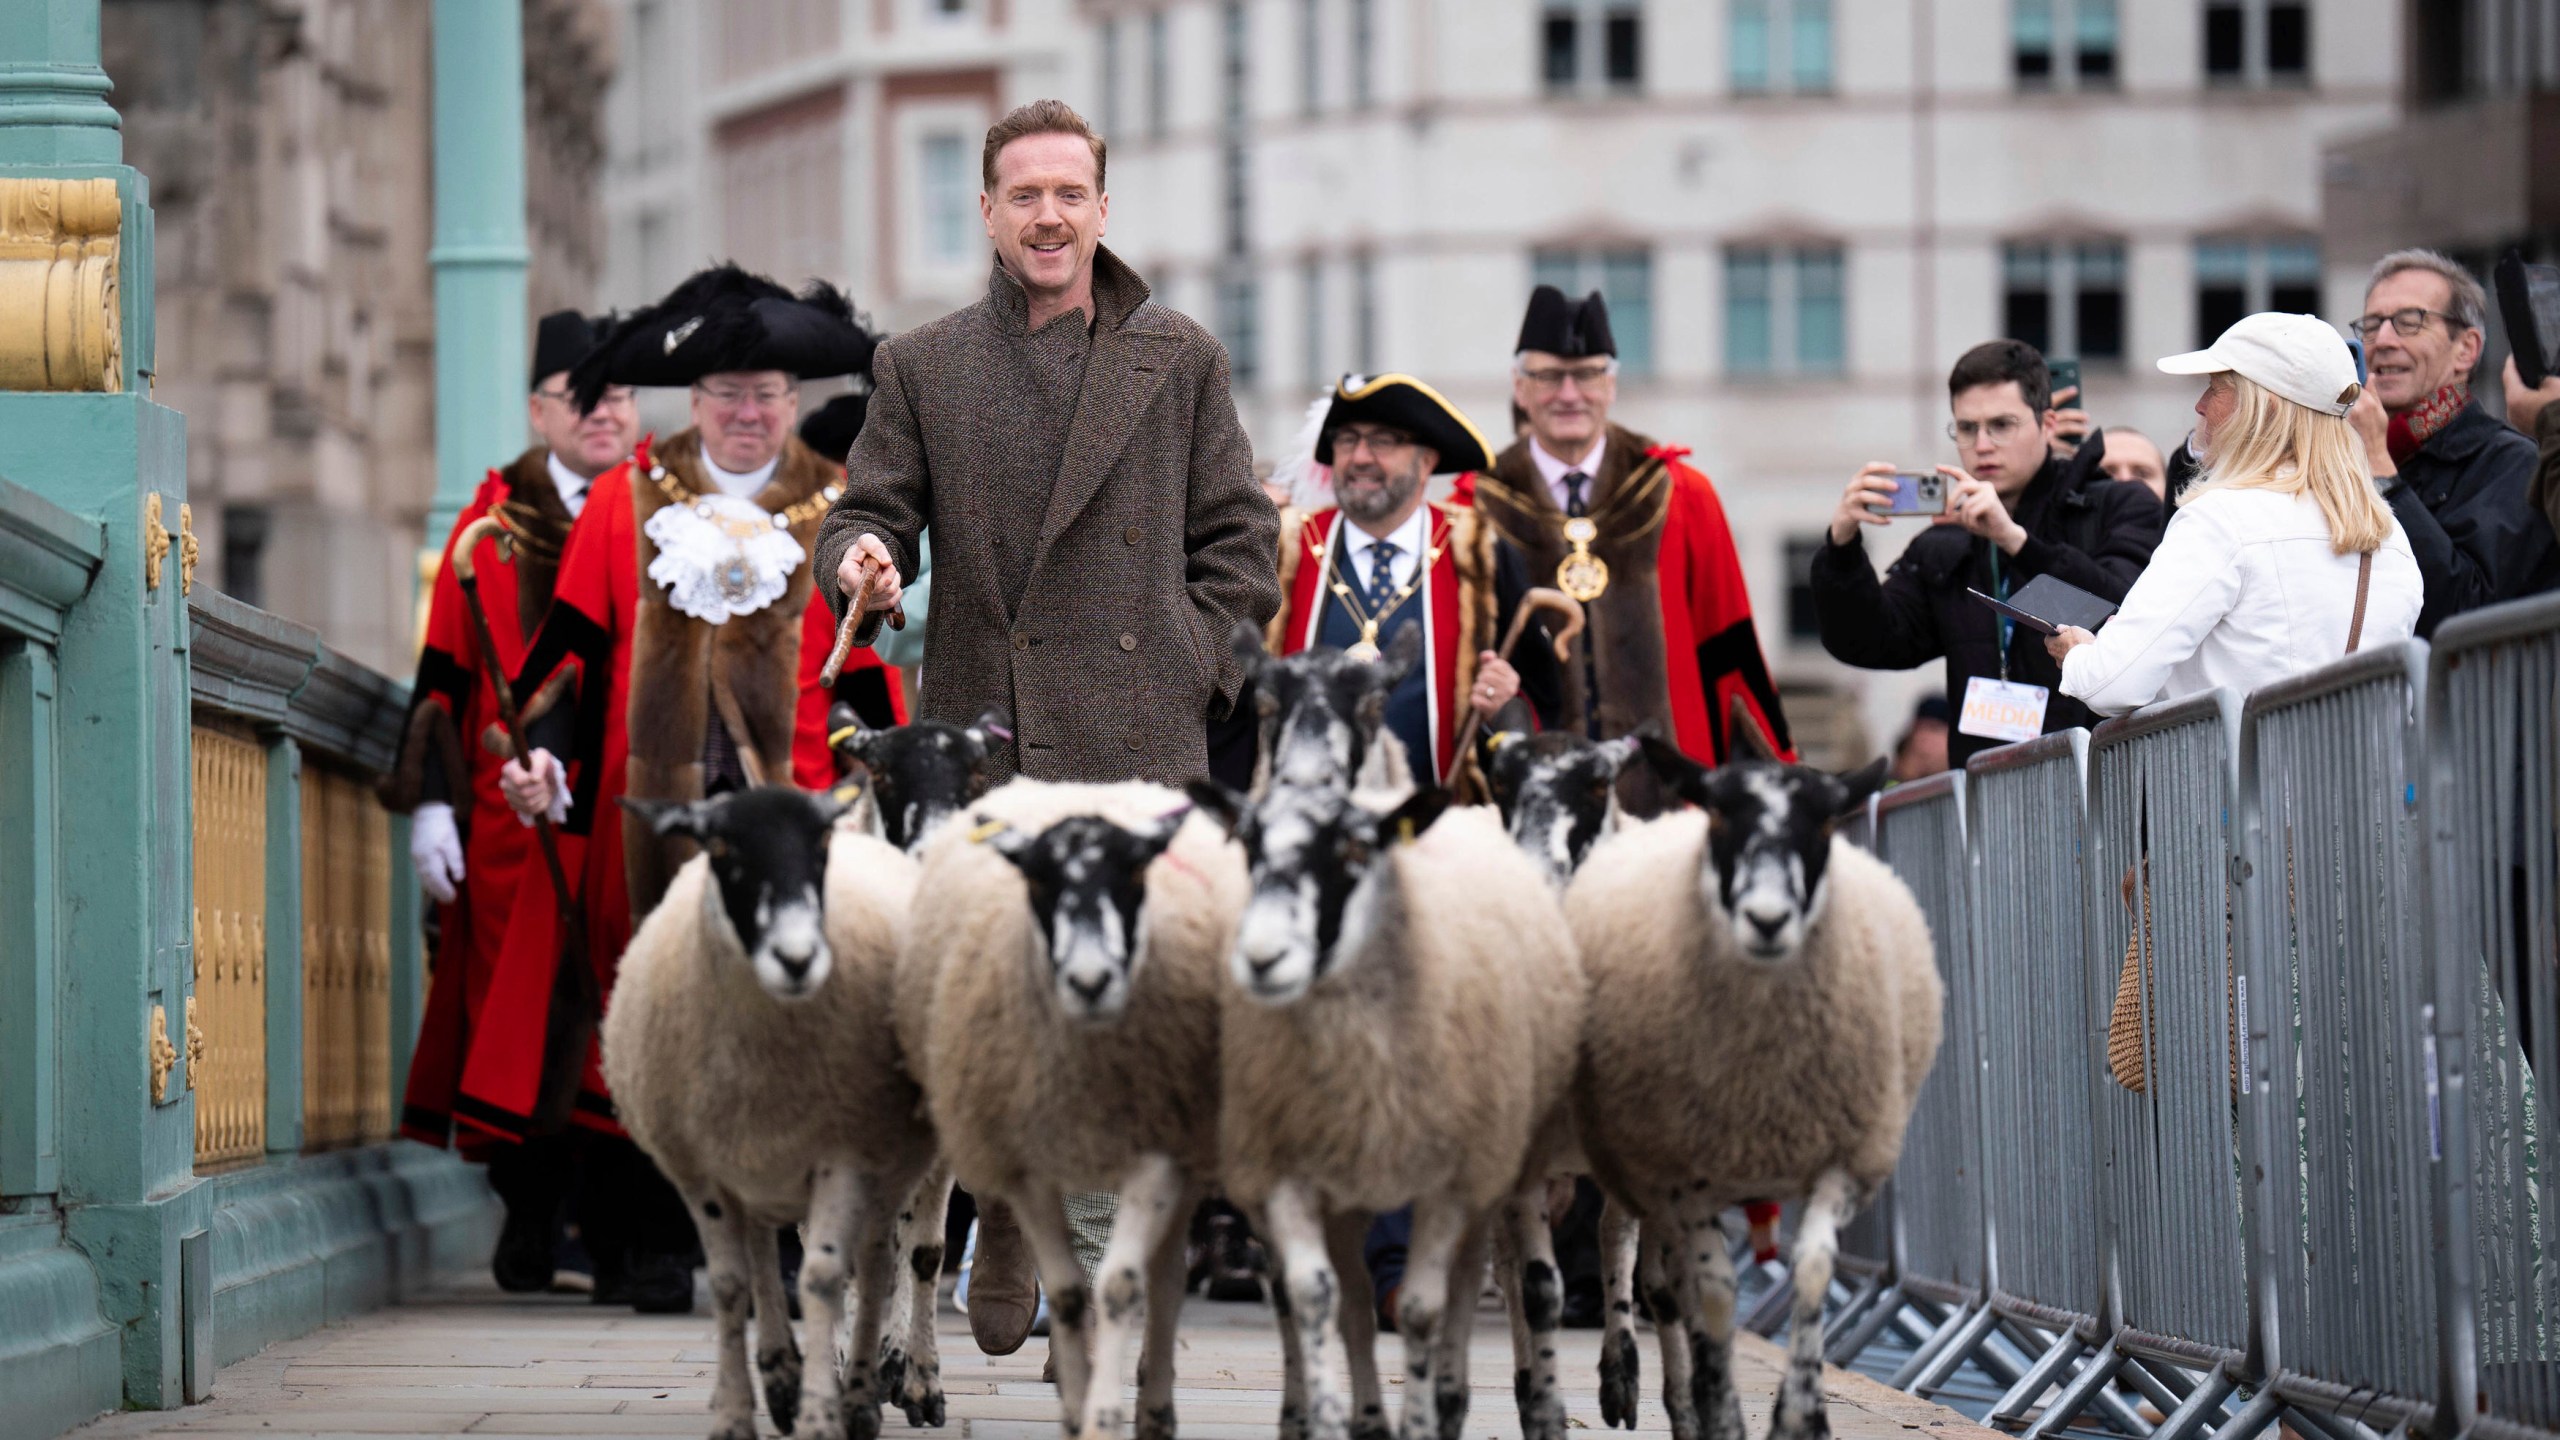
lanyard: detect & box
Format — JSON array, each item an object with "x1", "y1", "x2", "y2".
[{"x1": 1988, "y1": 545, "x2": 2013, "y2": 683}]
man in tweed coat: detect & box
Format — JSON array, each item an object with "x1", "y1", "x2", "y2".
[
  {"x1": 816, "y1": 99, "x2": 1279, "y2": 786},
  {"x1": 813, "y1": 99, "x2": 1280, "y2": 1360}
]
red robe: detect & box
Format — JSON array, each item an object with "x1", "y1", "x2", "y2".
[
  {"x1": 456, "y1": 435, "x2": 902, "y2": 1142},
  {"x1": 392, "y1": 454, "x2": 581, "y2": 1153},
  {"x1": 1272, "y1": 504, "x2": 1472, "y2": 784}
]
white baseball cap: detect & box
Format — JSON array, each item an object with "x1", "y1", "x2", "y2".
[{"x1": 2155, "y1": 312, "x2": 2364, "y2": 417}]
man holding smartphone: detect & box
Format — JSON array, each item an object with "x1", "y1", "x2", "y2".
[{"x1": 1810, "y1": 340, "x2": 2166, "y2": 769}]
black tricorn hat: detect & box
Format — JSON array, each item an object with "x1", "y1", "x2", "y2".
[
  {"x1": 531, "y1": 310, "x2": 608, "y2": 390},
  {"x1": 569, "y1": 264, "x2": 879, "y2": 410},
  {"x1": 797, "y1": 387, "x2": 872, "y2": 465},
  {"x1": 1317, "y1": 373, "x2": 1496, "y2": 475},
  {"x1": 1515, "y1": 284, "x2": 1616, "y2": 359}
]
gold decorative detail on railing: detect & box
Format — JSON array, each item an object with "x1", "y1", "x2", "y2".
[
  {"x1": 178, "y1": 502, "x2": 199, "y2": 596},
  {"x1": 144, "y1": 492, "x2": 169, "y2": 591},
  {"x1": 303, "y1": 765, "x2": 393, "y2": 1150},
  {"x1": 192, "y1": 719, "x2": 268, "y2": 1170},
  {"x1": 150, "y1": 1005, "x2": 176, "y2": 1105},
  {"x1": 0, "y1": 177, "x2": 122, "y2": 392},
  {"x1": 185, "y1": 997, "x2": 205, "y2": 1087}
]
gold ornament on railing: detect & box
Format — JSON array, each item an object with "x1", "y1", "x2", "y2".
[
  {"x1": 178, "y1": 502, "x2": 199, "y2": 595},
  {"x1": 185, "y1": 996, "x2": 205, "y2": 1089},
  {"x1": 144, "y1": 492, "x2": 169, "y2": 591},
  {"x1": 0, "y1": 177, "x2": 122, "y2": 392},
  {"x1": 150, "y1": 1004, "x2": 177, "y2": 1104}
]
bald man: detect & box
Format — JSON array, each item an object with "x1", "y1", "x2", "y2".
[{"x1": 2100, "y1": 428, "x2": 2168, "y2": 505}]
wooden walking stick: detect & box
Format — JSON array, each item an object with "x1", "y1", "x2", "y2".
[
  {"x1": 1448, "y1": 586, "x2": 1587, "y2": 779},
  {"x1": 817, "y1": 556, "x2": 908, "y2": 688},
  {"x1": 447, "y1": 515, "x2": 596, "y2": 1134}
]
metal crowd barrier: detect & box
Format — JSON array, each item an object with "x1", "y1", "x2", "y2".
[
  {"x1": 2229, "y1": 640, "x2": 2442, "y2": 1438},
  {"x1": 1868, "y1": 773, "x2": 1999, "y2": 1389},
  {"x1": 2430, "y1": 592, "x2": 2560, "y2": 1440},
  {"x1": 2066, "y1": 690, "x2": 2259, "y2": 1440}
]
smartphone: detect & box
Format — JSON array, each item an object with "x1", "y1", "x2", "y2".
[
  {"x1": 2495, "y1": 249, "x2": 2560, "y2": 389},
  {"x1": 1873, "y1": 471, "x2": 1948, "y2": 517},
  {"x1": 2348, "y1": 335, "x2": 2367, "y2": 386},
  {"x1": 2048, "y1": 357, "x2": 2084, "y2": 412}
]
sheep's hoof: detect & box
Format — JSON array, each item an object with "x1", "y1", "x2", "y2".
[
  {"x1": 1600, "y1": 1329, "x2": 1640, "y2": 1429},
  {"x1": 845, "y1": 1394, "x2": 881, "y2": 1440},
  {"x1": 1433, "y1": 1373, "x2": 1471, "y2": 1440},
  {"x1": 1350, "y1": 1408, "x2": 1392, "y2": 1440},
  {"x1": 760, "y1": 1347, "x2": 804, "y2": 1433},
  {"x1": 1278, "y1": 1400, "x2": 1310, "y2": 1440},
  {"x1": 897, "y1": 1371, "x2": 946, "y2": 1429},
  {"x1": 791, "y1": 1401, "x2": 847, "y2": 1440}
]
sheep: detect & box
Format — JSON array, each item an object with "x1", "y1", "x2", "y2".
[
  {"x1": 603, "y1": 786, "x2": 940, "y2": 1440},
  {"x1": 1187, "y1": 777, "x2": 1588, "y2": 1440},
  {"x1": 1232, "y1": 620, "x2": 1420, "y2": 805},
  {"x1": 1567, "y1": 750, "x2": 1940, "y2": 1440},
  {"x1": 894, "y1": 778, "x2": 1247, "y2": 1440}
]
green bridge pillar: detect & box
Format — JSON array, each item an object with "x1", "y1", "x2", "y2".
[
  {"x1": 427, "y1": 0, "x2": 531, "y2": 550},
  {"x1": 0, "y1": 0, "x2": 203, "y2": 1422}
]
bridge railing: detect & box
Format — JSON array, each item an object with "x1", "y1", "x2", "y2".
[{"x1": 1844, "y1": 591, "x2": 2560, "y2": 1440}]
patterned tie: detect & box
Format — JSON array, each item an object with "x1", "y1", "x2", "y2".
[
  {"x1": 1563, "y1": 471, "x2": 1591, "y2": 517},
  {"x1": 1367, "y1": 539, "x2": 1402, "y2": 612}
]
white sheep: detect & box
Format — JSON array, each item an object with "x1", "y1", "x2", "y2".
[
  {"x1": 605, "y1": 787, "x2": 941, "y2": 1440},
  {"x1": 894, "y1": 778, "x2": 1247, "y2": 1440},
  {"x1": 1188, "y1": 779, "x2": 1588, "y2": 1440},
  {"x1": 1567, "y1": 753, "x2": 1940, "y2": 1440}
]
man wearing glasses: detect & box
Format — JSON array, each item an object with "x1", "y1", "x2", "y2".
[
  {"x1": 1470, "y1": 285, "x2": 1793, "y2": 817},
  {"x1": 1812, "y1": 340, "x2": 2164, "y2": 770},
  {"x1": 386, "y1": 310, "x2": 634, "y2": 1295},
  {"x1": 491, "y1": 267, "x2": 905, "y2": 1313},
  {"x1": 2344, "y1": 249, "x2": 2557, "y2": 635}
]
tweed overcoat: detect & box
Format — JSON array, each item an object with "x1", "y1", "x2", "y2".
[{"x1": 816, "y1": 247, "x2": 1281, "y2": 784}]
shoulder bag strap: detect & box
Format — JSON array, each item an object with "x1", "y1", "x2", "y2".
[{"x1": 2345, "y1": 550, "x2": 2374, "y2": 655}]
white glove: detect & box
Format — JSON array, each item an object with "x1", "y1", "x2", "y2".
[
  {"x1": 500, "y1": 748, "x2": 571, "y2": 828},
  {"x1": 410, "y1": 801, "x2": 465, "y2": 904}
]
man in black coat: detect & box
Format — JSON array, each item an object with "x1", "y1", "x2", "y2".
[
  {"x1": 2347, "y1": 250, "x2": 2560, "y2": 635},
  {"x1": 1812, "y1": 340, "x2": 2166, "y2": 770}
]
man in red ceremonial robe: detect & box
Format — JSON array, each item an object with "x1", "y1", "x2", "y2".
[
  {"x1": 382, "y1": 311, "x2": 635, "y2": 1294},
  {"x1": 491, "y1": 266, "x2": 904, "y2": 1312},
  {"x1": 1469, "y1": 285, "x2": 1794, "y2": 814},
  {"x1": 1266, "y1": 372, "x2": 1562, "y2": 786}
]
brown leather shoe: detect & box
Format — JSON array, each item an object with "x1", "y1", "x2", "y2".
[{"x1": 968, "y1": 1201, "x2": 1038, "y2": 1356}]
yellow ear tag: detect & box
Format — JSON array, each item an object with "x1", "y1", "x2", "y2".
[
  {"x1": 968, "y1": 819, "x2": 1010, "y2": 845},
  {"x1": 1397, "y1": 817, "x2": 1416, "y2": 845},
  {"x1": 827, "y1": 725, "x2": 859, "y2": 748},
  {"x1": 830, "y1": 782, "x2": 863, "y2": 804}
]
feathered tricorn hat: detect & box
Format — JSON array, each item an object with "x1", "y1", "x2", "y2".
[
  {"x1": 569, "y1": 264, "x2": 879, "y2": 411},
  {"x1": 1316, "y1": 373, "x2": 1496, "y2": 476}
]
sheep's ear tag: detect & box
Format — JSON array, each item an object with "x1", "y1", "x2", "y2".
[
  {"x1": 831, "y1": 781, "x2": 863, "y2": 805},
  {"x1": 1396, "y1": 817, "x2": 1416, "y2": 845},
  {"x1": 968, "y1": 819, "x2": 1010, "y2": 845},
  {"x1": 827, "y1": 724, "x2": 860, "y2": 749}
]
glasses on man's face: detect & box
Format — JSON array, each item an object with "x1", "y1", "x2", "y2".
[
  {"x1": 2350, "y1": 308, "x2": 2464, "y2": 340},
  {"x1": 1332, "y1": 427, "x2": 1414, "y2": 461},
  {"x1": 1518, "y1": 362, "x2": 1616, "y2": 393},
  {"x1": 697, "y1": 383, "x2": 793, "y2": 411},
  {"x1": 539, "y1": 385, "x2": 635, "y2": 410},
  {"x1": 1946, "y1": 414, "x2": 2032, "y2": 446}
]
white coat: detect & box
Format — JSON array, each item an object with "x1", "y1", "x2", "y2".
[{"x1": 2058, "y1": 486, "x2": 2423, "y2": 716}]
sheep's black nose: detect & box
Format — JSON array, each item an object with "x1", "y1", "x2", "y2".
[
  {"x1": 1067, "y1": 972, "x2": 1110, "y2": 1003},
  {"x1": 773, "y1": 951, "x2": 813, "y2": 979},
  {"x1": 1745, "y1": 909, "x2": 1788, "y2": 942},
  {"x1": 1246, "y1": 954, "x2": 1283, "y2": 980}
]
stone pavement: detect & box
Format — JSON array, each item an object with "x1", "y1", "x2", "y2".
[{"x1": 70, "y1": 1278, "x2": 1997, "y2": 1440}]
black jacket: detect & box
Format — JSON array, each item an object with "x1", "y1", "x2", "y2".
[
  {"x1": 2387, "y1": 398, "x2": 2560, "y2": 636},
  {"x1": 1810, "y1": 436, "x2": 2167, "y2": 769}
]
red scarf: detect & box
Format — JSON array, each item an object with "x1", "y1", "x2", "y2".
[{"x1": 2386, "y1": 383, "x2": 2467, "y2": 466}]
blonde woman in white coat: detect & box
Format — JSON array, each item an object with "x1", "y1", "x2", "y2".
[{"x1": 2048, "y1": 312, "x2": 2423, "y2": 715}]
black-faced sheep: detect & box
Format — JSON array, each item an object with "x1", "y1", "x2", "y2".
[
  {"x1": 604, "y1": 787, "x2": 939, "y2": 1440},
  {"x1": 894, "y1": 779, "x2": 1246, "y2": 1440},
  {"x1": 830, "y1": 702, "x2": 1007, "y2": 853},
  {"x1": 1569, "y1": 753, "x2": 1939, "y2": 1440},
  {"x1": 1189, "y1": 778, "x2": 1587, "y2": 1440},
  {"x1": 1234, "y1": 621, "x2": 1421, "y2": 804}
]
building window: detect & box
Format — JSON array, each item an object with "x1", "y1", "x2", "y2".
[
  {"x1": 1299, "y1": 0, "x2": 1321, "y2": 115},
  {"x1": 920, "y1": 132, "x2": 973, "y2": 265},
  {"x1": 1100, "y1": 19, "x2": 1123, "y2": 139},
  {"x1": 1147, "y1": 10, "x2": 1171, "y2": 140},
  {"x1": 1222, "y1": 1, "x2": 1250, "y2": 255},
  {"x1": 1351, "y1": 0, "x2": 1375, "y2": 107},
  {"x1": 1220, "y1": 271, "x2": 1261, "y2": 385},
  {"x1": 1784, "y1": 535, "x2": 1826, "y2": 642},
  {"x1": 1725, "y1": 244, "x2": 1846, "y2": 378},
  {"x1": 2206, "y1": 0, "x2": 2310, "y2": 85},
  {"x1": 1354, "y1": 251, "x2": 1378, "y2": 371},
  {"x1": 1732, "y1": 0, "x2": 1832, "y2": 94},
  {"x1": 1542, "y1": 1, "x2": 1643, "y2": 95},
  {"x1": 1303, "y1": 256, "x2": 1327, "y2": 389},
  {"x1": 1532, "y1": 246, "x2": 1655, "y2": 377},
  {"x1": 222, "y1": 505, "x2": 270, "y2": 610},
  {"x1": 2194, "y1": 237, "x2": 2321, "y2": 345},
  {"x1": 2003, "y1": 240, "x2": 2126, "y2": 361},
  {"x1": 2015, "y1": 0, "x2": 2116, "y2": 89}
]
